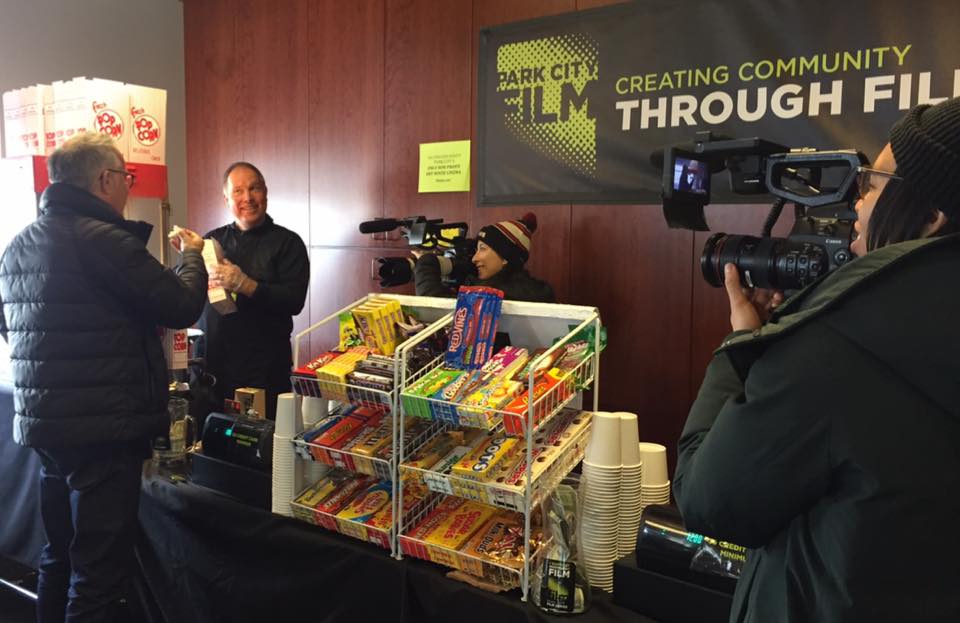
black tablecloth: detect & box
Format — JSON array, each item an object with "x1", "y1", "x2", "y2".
[
  {"x1": 1, "y1": 388, "x2": 654, "y2": 623},
  {"x1": 137, "y1": 470, "x2": 654, "y2": 623}
]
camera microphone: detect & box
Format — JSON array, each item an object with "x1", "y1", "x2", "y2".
[{"x1": 358, "y1": 218, "x2": 401, "y2": 234}]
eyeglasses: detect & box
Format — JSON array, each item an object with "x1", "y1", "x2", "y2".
[
  {"x1": 856, "y1": 166, "x2": 901, "y2": 199},
  {"x1": 104, "y1": 168, "x2": 137, "y2": 189}
]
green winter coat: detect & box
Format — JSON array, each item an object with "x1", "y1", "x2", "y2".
[{"x1": 674, "y1": 234, "x2": 960, "y2": 623}]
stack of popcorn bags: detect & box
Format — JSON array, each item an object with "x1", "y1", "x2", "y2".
[{"x1": 3, "y1": 77, "x2": 166, "y2": 165}]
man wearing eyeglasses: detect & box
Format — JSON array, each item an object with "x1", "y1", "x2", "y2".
[
  {"x1": 194, "y1": 161, "x2": 309, "y2": 421},
  {"x1": 0, "y1": 132, "x2": 208, "y2": 622}
]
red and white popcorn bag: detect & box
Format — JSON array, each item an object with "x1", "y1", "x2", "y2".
[
  {"x1": 127, "y1": 84, "x2": 166, "y2": 165},
  {"x1": 2, "y1": 84, "x2": 51, "y2": 158}
]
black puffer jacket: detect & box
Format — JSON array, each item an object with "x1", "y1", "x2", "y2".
[
  {"x1": 674, "y1": 234, "x2": 960, "y2": 622},
  {"x1": 414, "y1": 254, "x2": 555, "y2": 303},
  {"x1": 0, "y1": 183, "x2": 207, "y2": 448}
]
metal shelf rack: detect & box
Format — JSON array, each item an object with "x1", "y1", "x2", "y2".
[
  {"x1": 285, "y1": 294, "x2": 455, "y2": 555},
  {"x1": 395, "y1": 300, "x2": 602, "y2": 600}
]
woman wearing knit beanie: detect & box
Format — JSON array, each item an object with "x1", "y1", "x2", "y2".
[
  {"x1": 413, "y1": 212, "x2": 555, "y2": 303},
  {"x1": 674, "y1": 97, "x2": 960, "y2": 623}
]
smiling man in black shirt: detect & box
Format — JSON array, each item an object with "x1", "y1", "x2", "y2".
[{"x1": 198, "y1": 162, "x2": 309, "y2": 420}]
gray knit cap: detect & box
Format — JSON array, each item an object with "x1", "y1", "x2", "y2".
[{"x1": 889, "y1": 97, "x2": 960, "y2": 218}]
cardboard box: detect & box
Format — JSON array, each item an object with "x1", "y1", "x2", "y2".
[{"x1": 234, "y1": 387, "x2": 266, "y2": 419}]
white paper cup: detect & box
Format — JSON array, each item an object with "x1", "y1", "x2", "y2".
[
  {"x1": 301, "y1": 396, "x2": 328, "y2": 428},
  {"x1": 638, "y1": 442, "x2": 669, "y2": 485},
  {"x1": 584, "y1": 412, "x2": 622, "y2": 467},
  {"x1": 275, "y1": 393, "x2": 299, "y2": 437},
  {"x1": 617, "y1": 412, "x2": 641, "y2": 465}
]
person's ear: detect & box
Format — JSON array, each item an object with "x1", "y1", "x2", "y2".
[{"x1": 923, "y1": 210, "x2": 949, "y2": 238}]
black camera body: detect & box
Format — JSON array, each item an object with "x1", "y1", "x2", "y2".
[
  {"x1": 661, "y1": 132, "x2": 866, "y2": 291},
  {"x1": 358, "y1": 216, "x2": 478, "y2": 288}
]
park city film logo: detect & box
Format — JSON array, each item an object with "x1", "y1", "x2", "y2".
[{"x1": 496, "y1": 33, "x2": 598, "y2": 177}]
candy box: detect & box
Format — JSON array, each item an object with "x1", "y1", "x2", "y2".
[
  {"x1": 336, "y1": 480, "x2": 392, "y2": 538},
  {"x1": 422, "y1": 500, "x2": 499, "y2": 568},
  {"x1": 400, "y1": 496, "x2": 468, "y2": 560},
  {"x1": 451, "y1": 434, "x2": 521, "y2": 483}
]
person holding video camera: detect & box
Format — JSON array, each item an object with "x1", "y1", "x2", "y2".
[
  {"x1": 674, "y1": 96, "x2": 960, "y2": 622},
  {"x1": 413, "y1": 212, "x2": 555, "y2": 303}
]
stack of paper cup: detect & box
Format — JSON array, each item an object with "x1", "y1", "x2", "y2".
[
  {"x1": 617, "y1": 413, "x2": 644, "y2": 556},
  {"x1": 638, "y1": 442, "x2": 671, "y2": 508},
  {"x1": 580, "y1": 412, "x2": 622, "y2": 592},
  {"x1": 272, "y1": 393, "x2": 301, "y2": 516}
]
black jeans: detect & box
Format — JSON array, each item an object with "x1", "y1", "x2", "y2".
[{"x1": 35, "y1": 442, "x2": 147, "y2": 623}]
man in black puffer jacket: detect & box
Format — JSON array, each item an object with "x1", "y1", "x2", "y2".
[{"x1": 0, "y1": 133, "x2": 207, "y2": 622}]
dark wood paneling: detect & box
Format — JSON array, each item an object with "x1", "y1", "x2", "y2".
[
  {"x1": 236, "y1": 0, "x2": 310, "y2": 239},
  {"x1": 571, "y1": 204, "x2": 694, "y2": 465},
  {"x1": 384, "y1": 0, "x2": 473, "y2": 228},
  {"x1": 235, "y1": 0, "x2": 312, "y2": 337},
  {"x1": 184, "y1": 0, "x2": 242, "y2": 237},
  {"x1": 309, "y1": 1, "x2": 386, "y2": 249},
  {"x1": 471, "y1": 0, "x2": 576, "y2": 302}
]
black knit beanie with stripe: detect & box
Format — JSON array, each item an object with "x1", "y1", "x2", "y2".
[{"x1": 477, "y1": 212, "x2": 538, "y2": 268}]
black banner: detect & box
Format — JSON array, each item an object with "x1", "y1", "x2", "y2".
[{"x1": 478, "y1": 0, "x2": 960, "y2": 205}]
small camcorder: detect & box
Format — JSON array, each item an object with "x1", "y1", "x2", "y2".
[{"x1": 661, "y1": 131, "x2": 867, "y2": 291}]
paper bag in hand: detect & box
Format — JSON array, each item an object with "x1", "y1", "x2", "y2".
[{"x1": 202, "y1": 238, "x2": 237, "y2": 315}]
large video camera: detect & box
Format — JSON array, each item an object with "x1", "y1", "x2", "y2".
[
  {"x1": 661, "y1": 131, "x2": 867, "y2": 291},
  {"x1": 358, "y1": 217, "x2": 478, "y2": 288}
]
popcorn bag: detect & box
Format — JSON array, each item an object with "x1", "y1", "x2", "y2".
[
  {"x1": 161, "y1": 327, "x2": 189, "y2": 370},
  {"x1": 2, "y1": 84, "x2": 51, "y2": 158},
  {"x1": 127, "y1": 84, "x2": 166, "y2": 165},
  {"x1": 49, "y1": 77, "x2": 129, "y2": 158},
  {"x1": 89, "y1": 78, "x2": 130, "y2": 160},
  {"x1": 201, "y1": 238, "x2": 237, "y2": 315}
]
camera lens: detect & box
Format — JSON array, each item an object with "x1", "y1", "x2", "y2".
[{"x1": 701, "y1": 233, "x2": 828, "y2": 290}]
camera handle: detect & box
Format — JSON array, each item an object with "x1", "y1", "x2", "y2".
[{"x1": 761, "y1": 198, "x2": 787, "y2": 237}]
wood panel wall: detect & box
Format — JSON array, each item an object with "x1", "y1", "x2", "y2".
[{"x1": 183, "y1": 0, "x2": 774, "y2": 469}]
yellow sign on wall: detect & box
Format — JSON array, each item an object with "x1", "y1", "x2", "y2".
[{"x1": 418, "y1": 140, "x2": 470, "y2": 192}]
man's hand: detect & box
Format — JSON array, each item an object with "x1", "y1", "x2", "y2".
[
  {"x1": 168, "y1": 226, "x2": 204, "y2": 253},
  {"x1": 210, "y1": 259, "x2": 257, "y2": 297},
  {"x1": 723, "y1": 263, "x2": 784, "y2": 332},
  {"x1": 411, "y1": 247, "x2": 438, "y2": 260}
]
